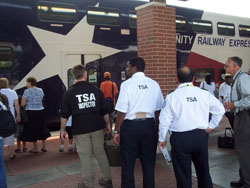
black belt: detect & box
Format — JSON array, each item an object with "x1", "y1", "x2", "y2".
[{"x1": 125, "y1": 118, "x2": 154, "y2": 122}]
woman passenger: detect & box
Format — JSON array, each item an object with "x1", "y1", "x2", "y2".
[
  {"x1": 21, "y1": 76, "x2": 51, "y2": 153},
  {"x1": 0, "y1": 77, "x2": 20, "y2": 159}
]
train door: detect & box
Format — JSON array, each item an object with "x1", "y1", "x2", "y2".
[{"x1": 61, "y1": 53, "x2": 101, "y2": 88}]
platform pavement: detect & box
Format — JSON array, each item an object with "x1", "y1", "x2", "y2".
[{"x1": 4, "y1": 117, "x2": 239, "y2": 188}]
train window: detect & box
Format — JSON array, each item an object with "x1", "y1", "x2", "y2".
[
  {"x1": 129, "y1": 11, "x2": 137, "y2": 28},
  {"x1": 239, "y1": 25, "x2": 250, "y2": 38},
  {"x1": 0, "y1": 46, "x2": 13, "y2": 68},
  {"x1": 217, "y1": 22, "x2": 235, "y2": 36},
  {"x1": 194, "y1": 68, "x2": 214, "y2": 83},
  {"x1": 37, "y1": 1, "x2": 77, "y2": 23},
  {"x1": 176, "y1": 16, "x2": 187, "y2": 32},
  {"x1": 192, "y1": 19, "x2": 212, "y2": 34},
  {"x1": 87, "y1": 6, "x2": 120, "y2": 27}
]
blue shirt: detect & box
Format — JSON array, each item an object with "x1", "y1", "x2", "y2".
[
  {"x1": 23, "y1": 87, "x2": 44, "y2": 110},
  {"x1": 231, "y1": 70, "x2": 250, "y2": 113}
]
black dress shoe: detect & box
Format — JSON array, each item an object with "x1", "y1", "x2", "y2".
[
  {"x1": 241, "y1": 185, "x2": 250, "y2": 188},
  {"x1": 230, "y1": 180, "x2": 244, "y2": 187}
]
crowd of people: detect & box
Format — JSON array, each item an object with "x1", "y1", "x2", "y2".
[{"x1": 0, "y1": 55, "x2": 250, "y2": 188}]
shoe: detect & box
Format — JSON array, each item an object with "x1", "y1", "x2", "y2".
[
  {"x1": 230, "y1": 180, "x2": 244, "y2": 187},
  {"x1": 68, "y1": 147, "x2": 73, "y2": 152},
  {"x1": 14, "y1": 149, "x2": 21, "y2": 153},
  {"x1": 23, "y1": 148, "x2": 27, "y2": 152},
  {"x1": 241, "y1": 186, "x2": 250, "y2": 188},
  {"x1": 77, "y1": 182, "x2": 93, "y2": 188},
  {"x1": 9, "y1": 155, "x2": 16, "y2": 159},
  {"x1": 59, "y1": 147, "x2": 64, "y2": 152},
  {"x1": 41, "y1": 148, "x2": 47, "y2": 152},
  {"x1": 98, "y1": 178, "x2": 113, "y2": 188}
]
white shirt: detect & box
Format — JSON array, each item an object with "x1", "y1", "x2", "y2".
[
  {"x1": 158, "y1": 82, "x2": 225, "y2": 142},
  {"x1": 0, "y1": 88, "x2": 18, "y2": 117},
  {"x1": 115, "y1": 72, "x2": 164, "y2": 120},
  {"x1": 200, "y1": 81, "x2": 215, "y2": 96},
  {"x1": 219, "y1": 82, "x2": 231, "y2": 103}
]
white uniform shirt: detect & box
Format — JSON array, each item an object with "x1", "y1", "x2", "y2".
[
  {"x1": 159, "y1": 82, "x2": 225, "y2": 142},
  {"x1": 0, "y1": 88, "x2": 18, "y2": 117},
  {"x1": 115, "y1": 72, "x2": 164, "y2": 120},
  {"x1": 219, "y1": 82, "x2": 231, "y2": 103},
  {"x1": 200, "y1": 81, "x2": 215, "y2": 96}
]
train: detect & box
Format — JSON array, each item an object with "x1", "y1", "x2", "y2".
[{"x1": 0, "y1": 0, "x2": 249, "y2": 125}]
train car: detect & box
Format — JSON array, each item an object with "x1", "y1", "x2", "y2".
[{"x1": 0, "y1": 0, "x2": 249, "y2": 125}]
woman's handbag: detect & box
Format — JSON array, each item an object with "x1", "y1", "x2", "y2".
[
  {"x1": 217, "y1": 127, "x2": 235, "y2": 149},
  {"x1": 0, "y1": 101, "x2": 17, "y2": 138},
  {"x1": 104, "y1": 141, "x2": 122, "y2": 167}
]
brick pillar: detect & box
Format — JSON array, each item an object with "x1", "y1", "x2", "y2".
[{"x1": 136, "y1": 1, "x2": 176, "y2": 96}]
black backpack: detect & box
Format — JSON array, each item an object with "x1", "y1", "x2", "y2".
[{"x1": 0, "y1": 101, "x2": 17, "y2": 138}]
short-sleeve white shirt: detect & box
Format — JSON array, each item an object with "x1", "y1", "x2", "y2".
[
  {"x1": 219, "y1": 82, "x2": 231, "y2": 103},
  {"x1": 0, "y1": 88, "x2": 18, "y2": 117},
  {"x1": 200, "y1": 81, "x2": 215, "y2": 96},
  {"x1": 115, "y1": 72, "x2": 164, "y2": 120},
  {"x1": 158, "y1": 82, "x2": 225, "y2": 142}
]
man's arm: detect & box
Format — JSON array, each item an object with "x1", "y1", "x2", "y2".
[
  {"x1": 113, "y1": 111, "x2": 126, "y2": 145},
  {"x1": 103, "y1": 114, "x2": 110, "y2": 133},
  {"x1": 60, "y1": 117, "x2": 67, "y2": 141}
]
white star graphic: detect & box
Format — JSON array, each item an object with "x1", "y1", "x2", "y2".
[{"x1": 15, "y1": 15, "x2": 121, "y2": 89}]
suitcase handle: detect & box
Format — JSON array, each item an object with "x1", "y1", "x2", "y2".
[{"x1": 224, "y1": 127, "x2": 234, "y2": 137}]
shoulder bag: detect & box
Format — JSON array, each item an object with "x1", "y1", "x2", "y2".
[{"x1": 0, "y1": 101, "x2": 17, "y2": 138}]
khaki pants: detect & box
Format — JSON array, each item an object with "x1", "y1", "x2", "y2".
[{"x1": 74, "y1": 130, "x2": 111, "y2": 187}]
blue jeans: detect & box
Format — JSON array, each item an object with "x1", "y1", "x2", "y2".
[{"x1": 0, "y1": 139, "x2": 7, "y2": 188}]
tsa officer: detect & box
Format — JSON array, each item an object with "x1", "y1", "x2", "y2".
[
  {"x1": 113, "y1": 57, "x2": 164, "y2": 188},
  {"x1": 158, "y1": 66, "x2": 225, "y2": 188}
]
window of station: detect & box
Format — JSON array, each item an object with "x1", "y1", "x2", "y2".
[
  {"x1": 67, "y1": 69, "x2": 74, "y2": 88},
  {"x1": 192, "y1": 19, "x2": 212, "y2": 34},
  {"x1": 239, "y1": 25, "x2": 250, "y2": 38},
  {"x1": 176, "y1": 16, "x2": 187, "y2": 32},
  {"x1": 87, "y1": 6, "x2": 120, "y2": 26},
  {"x1": 37, "y1": 1, "x2": 77, "y2": 23},
  {"x1": 129, "y1": 11, "x2": 137, "y2": 28},
  {"x1": 194, "y1": 68, "x2": 214, "y2": 83},
  {"x1": 217, "y1": 22, "x2": 235, "y2": 36},
  {"x1": 0, "y1": 46, "x2": 13, "y2": 68}
]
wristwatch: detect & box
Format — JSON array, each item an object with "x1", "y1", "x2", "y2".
[
  {"x1": 60, "y1": 128, "x2": 65, "y2": 132},
  {"x1": 114, "y1": 130, "x2": 120, "y2": 134}
]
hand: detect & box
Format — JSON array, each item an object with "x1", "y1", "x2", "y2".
[
  {"x1": 16, "y1": 116, "x2": 21, "y2": 123},
  {"x1": 205, "y1": 128, "x2": 212, "y2": 133},
  {"x1": 158, "y1": 141, "x2": 166, "y2": 150},
  {"x1": 104, "y1": 124, "x2": 111, "y2": 134},
  {"x1": 113, "y1": 134, "x2": 120, "y2": 145},
  {"x1": 60, "y1": 130, "x2": 67, "y2": 141},
  {"x1": 224, "y1": 102, "x2": 234, "y2": 111}
]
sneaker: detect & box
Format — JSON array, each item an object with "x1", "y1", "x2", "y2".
[
  {"x1": 77, "y1": 182, "x2": 93, "y2": 188},
  {"x1": 68, "y1": 146, "x2": 73, "y2": 152},
  {"x1": 59, "y1": 147, "x2": 64, "y2": 152},
  {"x1": 98, "y1": 178, "x2": 113, "y2": 188}
]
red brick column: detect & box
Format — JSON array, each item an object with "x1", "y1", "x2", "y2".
[{"x1": 136, "y1": 2, "x2": 177, "y2": 96}]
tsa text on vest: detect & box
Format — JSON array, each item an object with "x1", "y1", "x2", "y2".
[
  {"x1": 186, "y1": 97, "x2": 197, "y2": 102},
  {"x1": 75, "y1": 93, "x2": 96, "y2": 109}
]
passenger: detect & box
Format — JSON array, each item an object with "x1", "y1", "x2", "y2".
[
  {"x1": 100, "y1": 71, "x2": 118, "y2": 140},
  {"x1": 219, "y1": 73, "x2": 235, "y2": 129},
  {"x1": 60, "y1": 65, "x2": 112, "y2": 188},
  {"x1": 158, "y1": 66, "x2": 225, "y2": 188},
  {"x1": 224, "y1": 57, "x2": 250, "y2": 188},
  {"x1": 21, "y1": 76, "x2": 51, "y2": 153},
  {"x1": 0, "y1": 77, "x2": 20, "y2": 159},
  {"x1": 200, "y1": 73, "x2": 216, "y2": 96},
  {"x1": 59, "y1": 116, "x2": 74, "y2": 152},
  {"x1": 0, "y1": 93, "x2": 9, "y2": 188},
  {"x1": 14, "y1": 95, "x2": 27, "y2": 153},
  {"x1": 113, "y1": 57, "x2": 164, "y2": 188}
]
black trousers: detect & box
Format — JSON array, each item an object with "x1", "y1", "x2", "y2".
[
  {"x1": 170, "y1": 129, "x2": 213, "y2": 188},
  {"x1": 225, "y1": 111, "x2": 235, "y2": 129},
  {"x1": 120, "y1": 118, "x2": 157, "y2": 188},
  {"x1": 234, "y1": 110, "x2": 250, "y2": 186}
]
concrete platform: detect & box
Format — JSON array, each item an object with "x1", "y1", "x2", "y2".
[{"x1": 4, "y1": 117, "x2": 238, "y2": 188}]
